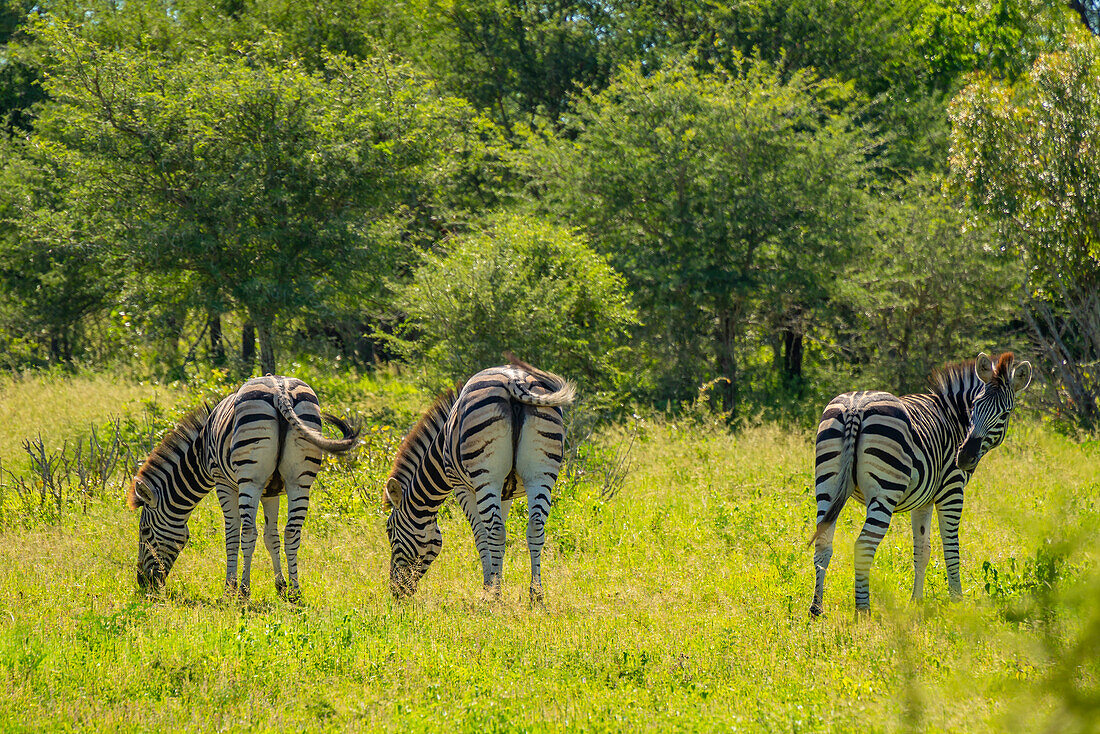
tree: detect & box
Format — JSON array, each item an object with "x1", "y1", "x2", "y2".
[
  {"x1": 394, "y1": 213, "x2": 637, "y2": 395},
  {"x1": 835, "y1": 175, "x2": 1024, "y2": 394},
  {"x1": 610, "y1": 0, "x2": 1063, "y2": 172},
  {"x1": 527, "y1": 58, "x2": 870, "y2": 411},
  {"x1": 0, "y1": 137, "x2": 119, "y2": 366},
  {"x1": 27, "y1": 23, "x2": 478, "y2": 373},
  {"x1": 950, "y1": 29, "x2": 1100, "y2": 424},
  {"x1": 384, "y1": 0, "x2": 624, "y2": 134}
]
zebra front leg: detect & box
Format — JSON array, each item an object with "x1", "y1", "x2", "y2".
[
  {"x1": 810, "y1": 521, "x2": 836, "y2": 617},
  {"x1": 853, "y1": 496, "x2": 897, "y2": 612},
  {"x1": 525, "y1": 483, "x2": 552, "y2": 605},
  {"x1": 456, "y1": 484, "x2": 492, "y2": 582},
  {"x1": 261, "y1": 495, "x2": 287, "y2": 597},
  {"x1": 216, "y1": 483, "x2": 241, "y2": 598},
  {"x1": 911, "y1": 505, "x2": 933, "y2": 602},
  {"x1": 937, "y1": 484, "x2": 965, "y2": 599}
]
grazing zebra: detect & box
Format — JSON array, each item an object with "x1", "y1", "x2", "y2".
[
  {"x1": 127, "y1": 375, "x2": 359, "y2": 599},
  {"x1": 809, "y1": 352, "x2": 1032, "y2": 615},
  {"x1": 385, "y1": 356, "x2": 575, "y2": 602}
]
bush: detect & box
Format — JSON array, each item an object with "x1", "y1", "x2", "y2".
[{"x1": 393, "y1": 212, "x2": 638, "y2": 396}]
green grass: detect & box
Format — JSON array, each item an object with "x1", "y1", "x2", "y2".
[
  {"x1": 0, "y1": 375, "x2": 1098, "y2": 731},
  {"x1": 0, "y1": 371, "x2": 176, "y2": 468}
]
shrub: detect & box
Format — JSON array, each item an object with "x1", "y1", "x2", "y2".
[{"x1": 393, "y1": 213, "x2": 638, "y2": 396}]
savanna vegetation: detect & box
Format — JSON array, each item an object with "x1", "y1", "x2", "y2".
[
  {"x1": 1, "y1": 374, "x2": 1099, "y2": 731},
  {"x1": 2, "y1": 0, "x2": 1100, "y2": 731}
]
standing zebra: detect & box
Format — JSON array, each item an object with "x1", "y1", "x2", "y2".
[
  {"x1": 128, "y1": 375, "x2": 359, "y2": 599},
  {"x1": 385, "y1": 356, "x2": 575, "y2": 602},
  {"x1": 810, "y1": 352, "x2": 1032, "y2": 615}
]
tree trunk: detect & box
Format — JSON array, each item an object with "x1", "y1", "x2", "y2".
[
  {"x1": 241, "y1": 321, "x2": 256, "y2": 377},
  {"x1": 715, "y1": 307, "x2": 739, "y2": 415},
  {"x1": 49, "y1": 333, "x2": 62, "y2": 365},
  {"x1": 782, "y1": 327, "x2": 804, "y2": 381},
  {"x1": 209, "y1": 313, "x2": 226, "y2": 366},
  {"x1": 257, "y1": 320, "x2": 276, "y2": 375}
]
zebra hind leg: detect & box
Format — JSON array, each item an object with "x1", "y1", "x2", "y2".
[
  {"x1": 261, "y1": 495, "x2": 287, "y2": 597},
  {"x1": 810, "y1": 521, "x2": 836, "y2": 617},
  {"x1": 456, "y1": 484, "x2": 492, "y2": 581},
  {"x1": 853, "y1": 496, "x2": 897, "y2": 613},
  {"x1": 282, "y1": 481, "x2": 311, "y2": 603},
  {"x1": 483, "y1": 496, "x2": 506, "y2": 598},
  {"x1": 236, "y1": 482, "x2": 264, "y2": 600}
]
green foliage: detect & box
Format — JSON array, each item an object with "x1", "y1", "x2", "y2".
[
  {"x1": 397, "y1": 0, "x2": 623, "y2": 132},
  {"x1": 835, "y1": 175, "x2": 1024, "y2": 393},
  {"x1": 528, "y1": 58, "x2": 870, "y2": 409},
  {"x1": 950, "y1": 29, "x2": 1100, "y2": 424},
  {"x1": 607, "y1": 0, "x2": 1062, "y2": 171},
  {"x1": 0, "y1": 137, "x2": 119, "y2": 365},
  {"x1": 23, "y1": 22, "x2": 483, "y2": 371},
  {"x1": 394, "y1": 213, "x2": 638, "y2": 394}
]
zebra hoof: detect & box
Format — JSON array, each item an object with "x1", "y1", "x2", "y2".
[
  {"x1": 286, "y1": 587, "x2": 302, "y2": 604},
  {"x1": 809, "y1": 602, "x2": 824, "y2": 618},
  {"x1": 529, "y1": 585, "x2": 545, "y2": 606},
  {"x1": 854, "y1": 605, "x2": 871, "y2": 617}
]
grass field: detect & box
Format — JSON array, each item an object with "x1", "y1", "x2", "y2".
[{"x1": 0, "y1": 374, "x2": 1098, "y2": 731}]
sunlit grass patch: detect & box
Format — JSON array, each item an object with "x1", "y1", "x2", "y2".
[{"x1": 0, "y1": 378, "x2": 1096, "y2": 730}]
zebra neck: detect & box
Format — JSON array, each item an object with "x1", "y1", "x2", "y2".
[
  {"x1": 404, "y1": 434, "x2": 454, "y2": 524},
  {"x1": 932, "y1": 377, "x2": 982, "y2": 444},
  {"x1": 146, "y1": 425, "x2": 215, "y2": 515}
]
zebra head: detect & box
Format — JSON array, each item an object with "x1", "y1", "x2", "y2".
[
  {"x1": 957, "y1": 352, "x2": 1032, "y2": 472},
  {"x1": 130, "y1": 478, "x2": 189, "y2": 589},
  {"x1": 384, "y1": 477, "x2": 442, "y2": 598}
]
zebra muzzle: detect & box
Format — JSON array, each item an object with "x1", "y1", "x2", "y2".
[{"x1": 957, "y1": 435, "x2": 982, "y2": 471}]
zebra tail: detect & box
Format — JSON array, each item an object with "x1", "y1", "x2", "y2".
[
  {"x1": 503, "y1": 352, "x2": 576, "y2": 407},
  {"x1": 273, "y1": 389, "x2": 361, "y2": 454},
  {"x1": 808, "y1": 408, "x2": 860, "y2": 546}
]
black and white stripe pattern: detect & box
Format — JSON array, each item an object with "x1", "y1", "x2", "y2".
[
  {"x1": 128, "y1": 375, "x2": 358, "y2": 599},
  {"x1": 385, "y1": 356, "x2": 575, "y2": 602},
  {"x1": 809, "y1": 352, "x2": 1032, "y2": 615}
]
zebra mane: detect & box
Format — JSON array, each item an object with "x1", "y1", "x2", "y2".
[
  {"x1": 929, "y1": 359, "x2": 981, "y2": 400},
  {"x1": 928, "y1": 352, "x2": 1015, "y2": 399},
  {"x1": 387, "y1": 383, "x2": 463, "y2": 500},
  {"x1": 127, "y1": 403, "x2": 211, "y2": 510}
]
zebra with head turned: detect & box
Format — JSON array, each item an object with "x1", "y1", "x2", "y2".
[
  {"x1": 809, "y1": 352, "x2": 1032, "y2": 615},
  {"x1": 128, "y1": 375, "x2": 359, "y2": 599},
  {"x1": 385, "y1": 355, "x2": 575, "y2": 602}
]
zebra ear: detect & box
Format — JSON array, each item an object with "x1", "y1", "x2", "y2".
[
  {"x1": 384, "y1": 477, "x2": 404, "y2": 510},
  {"x1": 134, "y1": 479, "x2": 159, "y2": 509},
  {"x1": 975, "y1": 353, "x2": 994, "y2": 383},
  {"x1": 1011, "y1": 361, "x2": 1033, "y2": 393}
]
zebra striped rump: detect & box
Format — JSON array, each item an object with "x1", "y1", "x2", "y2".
[{"x1": 385, "y1": 355, "x2": 575, "y2": 601}]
